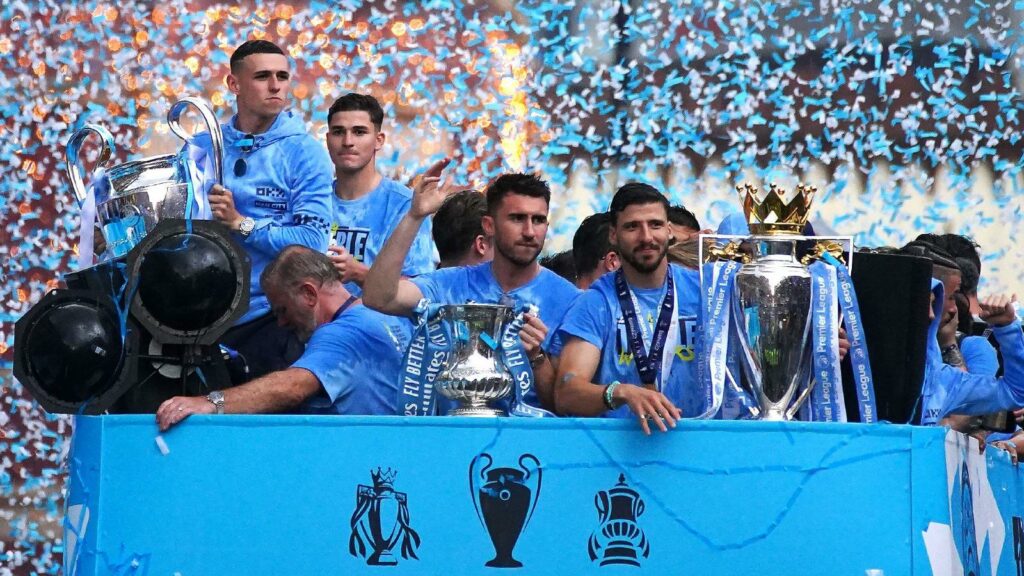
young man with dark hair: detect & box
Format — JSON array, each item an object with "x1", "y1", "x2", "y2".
[
  {"x1": 363, "y1": 166, "x2": 580, "y2": 410},
  {"x1": 433, "y1": 189, "x2": 492, "y2": 269},
  {"x1": 554, "y1": 183, "x2": 703, "y2": 434},
  {"x1": 572, "y1": 211, "x2": 619, "y2": 290},
  {"x1": 203, "y1": 39, "x2": 334, "y2": 382},
  {"x1": 155, "y1": 246, "x2": 412, "y2": 430},
  {"x1": 325, "y1": 92, "x2": 435, "y2": 296}
]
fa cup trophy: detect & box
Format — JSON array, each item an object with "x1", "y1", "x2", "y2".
[{"x1": 435, "y1": 304, "x2": 516, "y2": 416}]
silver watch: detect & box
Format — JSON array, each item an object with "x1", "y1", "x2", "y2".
[
  {"x1": 206, "y1": 390, "x2": 225, "y2": 414},
  {"x1": 238, "y1": 217, "x2": 256, "y2": 237}
]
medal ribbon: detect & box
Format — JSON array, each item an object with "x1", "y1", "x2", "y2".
[{"x1": 614, "y1": 269, "x2": 676, "y2": 389}]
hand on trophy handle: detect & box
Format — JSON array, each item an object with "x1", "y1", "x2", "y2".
[
  {"x1": 615, "y1": 384, "x2": 682, "y2": 435},
  {"x1": 519, "y1": 314, "x2": 548, "y2": 358},
  {"x1": 837, "y1": 327, "x2": 851, "y2": 361},
  {"x1": 208, "y1": 184, "x2": 243, "y2": 231}
]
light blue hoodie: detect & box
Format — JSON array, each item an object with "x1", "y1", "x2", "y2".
[
  {"x1": 920, "y1": 278, "x2": 1024, "y2": 425},
  {"x1": 197, "y1": 110, "x2": 334, "y2": 324}
]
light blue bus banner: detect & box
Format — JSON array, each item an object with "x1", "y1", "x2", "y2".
[{"x1": 64, "y1": 416, "x2": 1024, "y2": 575}]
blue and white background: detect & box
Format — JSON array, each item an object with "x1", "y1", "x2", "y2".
[{"x1": 2, "y1": 1, "x2": 1024, "y2": 572}]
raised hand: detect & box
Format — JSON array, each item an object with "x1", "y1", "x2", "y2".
[
  {"x1": 408, "y1": 157, "x2": 452, "y2": 218},
  {"x1": 979, "y1": 294, "x2": 1018, "y2": 328}
]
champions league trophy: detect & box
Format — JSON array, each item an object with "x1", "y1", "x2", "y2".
[
  {"x1": 65, "y1": 97, "x2": 223, "y2": 257},
  {"x1": 701, "y1": 183, "x2": 874, "y2": 422},
  {"x1": 469, "y1": 453, "x2": 542, "y2": 568},
  {"x1": 435, "y1": 304, "x2": 516, "y2": 416}
]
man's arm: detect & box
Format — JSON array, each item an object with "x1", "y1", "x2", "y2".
[
  {"x1": 247, "y1": 145, "x2": 334, "y2": 254},
  {"x1": 555, "y1": 336, "x2": 681, "y2": 434},
  {"x1": 363, "y1": 158, "x2": 450, "y2": 315},
  {"x1": 156, "y1": 367, "x2": 320, "y2": 431}
]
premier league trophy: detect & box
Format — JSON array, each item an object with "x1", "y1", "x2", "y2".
[
  {"x1": 65, "y1": 97, "x2": 223, "y2": 257},
  {"x1": 349, "y1": 467, "x2": 420, "y2": 566},
  {"x1": 731, "y1": 183, "x2": 817, "y2": 420},
  {"x1": 435, "y1": 304, "x2": 516, "y2": 416}
]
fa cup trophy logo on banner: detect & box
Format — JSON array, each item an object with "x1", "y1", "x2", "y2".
[
  {"x1": 588, "y1": 474, "x2": 650, "y2": 567},
  {"x1": 469, "y1": 453, "x2": 542, "y2": 568},
  {"x1": 700, "y1": 182, "x2": 876, "y2": 422},
  {"x1": 349, "y1": 467, "x2": 420, "y2": 566}
]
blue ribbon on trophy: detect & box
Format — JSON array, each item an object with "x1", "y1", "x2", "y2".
[
  {"x1": 807, "y1": 261, "x2": 845, "y2": 422},
  {"x1": 502, "y1": 304, "x2": 555, "y2": 418},
  {"x1": 180, "y1": 138, "x2": 216, "y2": 222},
  {"x1": 823, "y1": 251, "x2": 877, "y2": 423},
  {"x1": 399, "y1": 300, "x2": 452, "y2": 416},
  {"x1": 698, "y1": 258, "x2": 739, "y2": 419}
]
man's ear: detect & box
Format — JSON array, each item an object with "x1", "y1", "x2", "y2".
[
  {"x1": 482, "y1": 215, "x2": 495, "y2": 237},
  {"x1": 226, "y1": 73, "x2": 240, "y2": 95},
  {"x1": 473, "y1": 234, "x2": 489, "y2": 257},
  {"x1": 608, "y1": 225, "x2": 617, "y2": 247},
  {"x1": 375, "y1": 130, "x2": 385, "y2": 151},
  {"x1": 298, "y1": 282, "x2": 318, "y2": 306},
  {"x1": 604, "y1": 251, "x2": 620, "y2": 272}
]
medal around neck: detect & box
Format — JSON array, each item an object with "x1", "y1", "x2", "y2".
[{"x1": 65, "y1": 96, "x2": 224, "y2": 259}]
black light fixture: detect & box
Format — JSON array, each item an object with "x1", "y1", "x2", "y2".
[
  {"x1": 13, "y1": 289, "x2": 138, "y2": 414},
  {"x1": 14, "y1": 218, "x2": 251, "y2": 414},
  {"x1": 127, "y1": 219, "x2": 250, "y2": 344}
]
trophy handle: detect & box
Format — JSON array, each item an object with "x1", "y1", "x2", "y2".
[
  {"x1": 167, "y1": 97, "x2": 223, "y2": 186},
  {"x1": 594, "y1": 490, "x2": 609, "y2": 523},
  {"x1": 518, "y1": 454, "x2": 542, "y2": 529},
  {"x1": 65, "y1": 123, "x2": 114, "y2": 205},
  {"x1": 468, "y1": 453, "x2": 492, "y2": 526}
]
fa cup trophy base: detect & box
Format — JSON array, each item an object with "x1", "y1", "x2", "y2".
[{"x1": 448, "y1": 405, "x2": 506, "y2": 417}]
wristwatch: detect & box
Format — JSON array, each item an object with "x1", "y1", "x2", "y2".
[
  {"x1": 529, "y1": 349, "x2": 547, "y2": 366},
  {"x1": 206, "y1": 390, "x2": 225, "y2": 414},
  {"x1": 238, "y1": 217, "x2": 256, "y2": 237}
]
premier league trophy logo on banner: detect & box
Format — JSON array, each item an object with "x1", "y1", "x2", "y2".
[
  {"x1": 65, "y1": 96, "x2": 224, "y2": 261},
  {"x1": 700, "y1": 183, "x2": 877, "y2": 422},
  {"x1": 348, "y1": 467, "x2": 421, "y2": 566},
  {"x1": 588, "y1": 474, "x2": 651, "y2": 567},
  {"x1": 469, "y1": 453, "x2": 542, "y2": 568}
]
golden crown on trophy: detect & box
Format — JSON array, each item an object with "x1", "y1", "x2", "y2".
[{"x1": 737, "y1": 182, "x2": 817, "y2": 235}]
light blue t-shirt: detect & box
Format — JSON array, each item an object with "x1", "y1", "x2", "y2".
[
  {"x1": 411, "y1": 262, "x2": 581, "y2": 407},
  {"x1": 291, "y1": 304, "x2": 412, "y2": 415},
  {"x1": 961, "y1": 335, "x2": 999, "y2": 377},
  {"x1": 556, "y1": 264, "x2": 705, "y2": 418},
  {"x1": 331, "y1": 177, "x2": 436, "y2": 296}
]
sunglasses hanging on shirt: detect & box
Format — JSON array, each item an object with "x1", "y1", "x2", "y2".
[{"x1": 233, "y1": 135, "x2": 255, "y2": 177}]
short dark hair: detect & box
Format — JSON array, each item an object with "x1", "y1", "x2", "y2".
[
  {"x1": 668, "y1": 204, "x2": 700, "y2": 231},
  {"x1": 915, "y1": 233, "x2": 982, "y2": 295},
  {"x1": 608, "y1": 182, "x2": 670, "y2": 225},
  {"x1": 260, "y1": 245, "x2": 342, "y2": 292},
  {"x1": 540, "y1": 251, "x2": 576, "y2": 284},
  {"x1": 327, "y1": 93, "x2": 385, "y2": 130},
  {"x1": 485, "y1": 173, "x2": 551, "y2": 214},
  {"x1": 901, "y1": 239, "x2": 961, "y2": 279},
  {"x1": 573, "y1": 212, "x2": 613, "y2": 276},
  {"x1": 433, "y1": 189, "x2": 486, "y2": 263},
  {"x1": 230, "y1": 40, "x2": 286, "y2": 74}
]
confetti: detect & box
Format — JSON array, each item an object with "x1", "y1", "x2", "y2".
[{"x1": 4, "y1": 2, "x2": 1024, "y2": 572}]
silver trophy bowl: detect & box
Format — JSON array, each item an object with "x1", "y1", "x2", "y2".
[
  {"x1": 733, "y1": 237, "x2": 814, "y2": 420},
  {"x1": 436, "y1": 303, "x2": 515, "y2": 417},
  {"x1": 65, "y1": 97, "x2": 223, "y2": 256}
]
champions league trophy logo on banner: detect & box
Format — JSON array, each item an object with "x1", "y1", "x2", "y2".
[
  {"x1": 700, "y1": 183, "x2": 877, "y2": 422},
  {"x1": 349, "y1": 467, "x2": 421, "y2": 566},
  {"x1": 65, "y1": 97, "x2": 223, "y2": 264},
  {"x1": 588, "y1": 474, "x2": 650, "y2": 567},
  {"x1": 399, "y1": 302, "x2": 554, "y2": 417},
  {"x1": 469, "y1": 453, "x2": 542, "y2": 568}
]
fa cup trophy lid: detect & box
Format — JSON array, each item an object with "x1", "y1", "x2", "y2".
[{"x1": 737, "y1": 183, "x2": 817, "y2": 236}]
